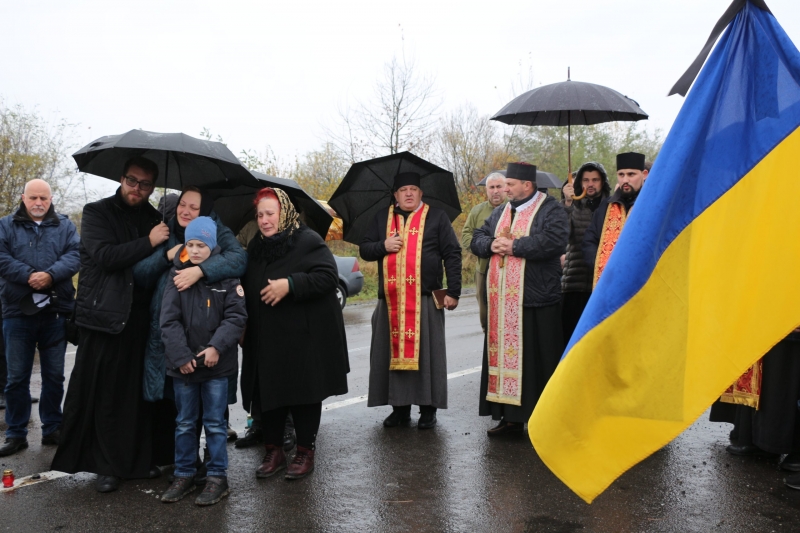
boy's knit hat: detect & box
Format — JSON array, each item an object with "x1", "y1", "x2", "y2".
[{"x1": 185, "y1": 216, "x2": 217, "y2": 249}]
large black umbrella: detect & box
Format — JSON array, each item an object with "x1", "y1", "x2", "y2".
[
  {"x1": 73, "y1": 129, "x2": 260, "y2": 191},
  {"x1": 329, "y1": 152, "x2": 461, "y2": 245},
  {"x1": 477, "y1": 169, "x2": 562, "y2": 189},
  {"x1": 491, "y1": 70, "x2": 647, "y2": 199},
  {"x1": 204, "y1": 171, "x2": 333, "y2": 239}
]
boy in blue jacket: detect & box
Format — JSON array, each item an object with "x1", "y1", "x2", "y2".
[{"x1": 159, "y1": 217, "x2": 247, "y2": 506}]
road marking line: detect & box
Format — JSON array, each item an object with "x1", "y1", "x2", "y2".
[
  {"x1": 323, "y1": 365, "x2": 482, "y2": 411},
  {"x1": 0, "y1": 470, "x2": 69, "y2": 493},
  {"x1": 9, "y1": 365, "x2": 483, "y2": 491}
]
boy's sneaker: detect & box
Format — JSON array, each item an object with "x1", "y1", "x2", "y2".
[
  {"x1": 195, "y1": 476, "x2": 229, "y2": 506},
  {"x1": 161, "y1": 476, "x2": 196, "y2": 503}
]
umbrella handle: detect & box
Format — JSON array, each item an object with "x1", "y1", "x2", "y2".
[{"x1": 569, "y1": 173, "x2": 586, "y2": 201}]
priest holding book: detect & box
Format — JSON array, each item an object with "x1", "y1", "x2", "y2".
[
  {"x1": 360, "y1": 172, "x2": 462, "y2": 430},
  {"x1": 471, "y1": 162, "x2": 569, "y2": 437}
]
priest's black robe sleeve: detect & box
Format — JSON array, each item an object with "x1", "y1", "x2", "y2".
[
  {"x1": 81, "y1": 202, "x2": 154, "y2": 273},
  {"x1": 512, "y1": 202, "x2": 569, "y2": 261},
  {"x1": 359, "y1": 211, "x2": 387, "y2": 262},
  {"x1": 471, "y1": 208, "x2": 502, "y2": 259},
  {"x1": 436, "y1": 211, "x2": 462, "y2": 299}
]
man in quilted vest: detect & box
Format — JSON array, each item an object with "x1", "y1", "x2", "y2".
[{"x1": 560, "y1": 162, "x2": 610, "y2": 344}]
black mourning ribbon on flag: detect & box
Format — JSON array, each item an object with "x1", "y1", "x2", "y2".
[{"x1": 669, "y1": 0, "x2": 772, "y2": 97}]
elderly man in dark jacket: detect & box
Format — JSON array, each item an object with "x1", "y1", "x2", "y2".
[
  {"x1": 471, "y1": 162, "x2": 568, "y2": 436},
  {"x1": 0, "y1": 179, "x2": 80, "y2": 457},
  {"x1": 52, "y1": 156, "x2": 171, "y2": 493},
  {"x1": 560, "y1": 162, "x2": 610, "y2": 344}
]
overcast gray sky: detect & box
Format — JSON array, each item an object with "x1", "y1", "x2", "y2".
[{"x1": 2, "y1": 0, "x2": 799, "y2": 195}]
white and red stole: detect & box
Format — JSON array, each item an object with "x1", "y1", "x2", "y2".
[
  {"x1": 383, "y1": 203, "x2": 430, "y2": 371},
  {"x1": 486, "y1": 193, "x2": 545, "y2": 406}
]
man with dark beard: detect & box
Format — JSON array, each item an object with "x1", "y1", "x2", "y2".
[
  {"x1": 561, "y1": 162, "x2": 610, "y2": 344},
  {"x1": 52, "y1": 156, "x2": 171, "y2": 493},
  {"x1": 471, "y1": 162, "x2": 569, "y2": 436},
  {"x1": 582, "y1": 152, "x2": 648, "y2": 285}
]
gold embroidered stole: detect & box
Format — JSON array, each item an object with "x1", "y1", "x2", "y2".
[
  {"x1": 486, "y1": 195, "x2": 545, "y2": 406},
  {"x1": 593, "y1": 202, "x2": 628, "y2": 289},
  {"x1": 720, "y1": 359, "x2": 763, "y2": 409},
  {"x1": 384, "y1": 204, "x2": 429, "y2": 371}
]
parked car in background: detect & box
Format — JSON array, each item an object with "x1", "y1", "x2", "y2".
[{"x1": 333, "y1": 256, "x2": 363, "y2": 309}]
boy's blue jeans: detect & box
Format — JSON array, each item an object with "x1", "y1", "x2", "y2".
[
  {"x1": 4, "y1": 314, "x2": 66, "y2": 439},
  {"x1": 173, "y1": 376, "x2": 228, "y2": 478}
]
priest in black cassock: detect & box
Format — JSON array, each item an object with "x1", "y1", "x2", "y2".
[
  {"x1": 471, "y1": 162, "x2": 569, "y2": 436},
  {"x1": 52, "y1": 157, "x2": 173, "y2": 493},
  {"x1": 360, "y1": 172, "x2": 462, "y2": 430}
]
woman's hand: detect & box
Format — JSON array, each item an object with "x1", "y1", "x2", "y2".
[
  {"x1": 174, "y1": 266, "x2": 204, "y2": 291},
  {"x1": 260, "y1": 278, "x2": 290, "y2": 306},
  {"x1": 179, "y1": 360, "x2": 196, "y2": 374},
  {"x1": 166, "y1": 244, "x2": 182, "y2": 262},
  {"x1": 198, "y1": 346, "x2": 220, "y2": 368}
]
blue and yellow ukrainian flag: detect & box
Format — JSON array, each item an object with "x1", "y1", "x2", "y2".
[{"x1": 529, "y1": 1, "x2": 800, "y2": 504}]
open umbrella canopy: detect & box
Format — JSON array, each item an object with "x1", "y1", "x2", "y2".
[
  {"x1": 328, "y1": 151, "x2": 461, "y2": 245},
  {"x1": 204, "y1": 171, "x2": 333, "y2": 239},
  {"x1": 477, "y1": 169, "x2": 562, "y2": 189},
  {"x1": 73, "y1": 129, "x2": 260, "y2": 190},
  {"x1": 491, "y1": 80, "x2": 648, "y2": 126}
]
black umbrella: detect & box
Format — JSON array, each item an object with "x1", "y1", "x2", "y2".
[
  {"x1": 491, "y1": 69, "x2": 647, "y2": 199},
  {"x1": 73, "y1": 129, "x2": 261, "y2": 191},
  {"x1": 477, "y1": 169, "x2": 562, "y2": 189},
  {"x1": 203, "y1": 171, "x2": 333, "y2": 239},
  {"x1": 328, "y1": 151, "x2": 461, "y2": 245}
]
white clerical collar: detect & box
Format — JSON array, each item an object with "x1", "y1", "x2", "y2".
[{"x1": 514, "y1": 191, "x2": 541, "y2": 212}]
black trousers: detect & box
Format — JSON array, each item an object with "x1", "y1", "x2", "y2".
[
  {"x1": 561, "y1": 291, "x2": 592, "y2": 346},
  {"x1": 0, "y1": 315, "x2": 6, "y2": 392},
  {"x1": 262, "y1": 403, "x2": 321, "y2": 449}
]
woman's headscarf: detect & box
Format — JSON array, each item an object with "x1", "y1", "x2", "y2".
[
  {"x1": 249, "y1": 187, "x2": 303, "y2": 264},
  {"x1": 257, "y1": 187, "x2": 299, "y2": 235},
  {"x1": 174, "y1": 186, "x2": 215, "y2": 243}
]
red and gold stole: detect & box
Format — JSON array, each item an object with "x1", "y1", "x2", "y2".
[
  {"x1": 485, "y1": 194, "x2": 545, "y2": 406},
  {"x1": 720, "y1": 359, "x2": 763, "y2": 409},
  {"x1": 383, "y1": 203, "x2": 430, "y2": 371},
  {"x1": 593, "y1": 202, "x2": 628, "y2": 289}
]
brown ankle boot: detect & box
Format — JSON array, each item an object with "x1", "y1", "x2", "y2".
[
  {"x1": 256, "y1": 444, "x2": 286, "y2": 478},
  {"x1": 285, "y1": 446, "x2": 315, "y2": 480}
]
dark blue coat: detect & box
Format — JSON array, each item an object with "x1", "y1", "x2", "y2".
[
  {"x1": 133, "y1": 212, "x2": 247, "y2": 401},
  {"x1": 160, "y1": 248, "x2": 247, "y2": 383},
  {"x1": 0, "y1": 203, "x2": 80, "y2": 318}
]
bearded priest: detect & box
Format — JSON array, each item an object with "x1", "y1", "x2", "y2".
[
  {"x1": 471, "y1": 162, "x2": 569, "y2": 437},
  {"x1": 360, "y1": 172, "x2": 462, "y2": 430}
]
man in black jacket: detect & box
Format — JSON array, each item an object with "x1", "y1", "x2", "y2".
[
  {"x1": 560, "y1": 162, "x2": 610, "y2": 344},
  {"x1": 52, "y1": 156, "x2": 171, "y2": 493},
  {"x1": 360, "y1": 172, "x2": 462, "y2": 430},
  {"x1": 471, "y1": 162, "x2": 569, "y2": 437}
]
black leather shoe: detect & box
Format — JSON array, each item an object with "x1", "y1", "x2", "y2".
[
  {"x1": 418, "y1": 407, "x2": 437, "y2": 430},
  {"x1": 786, "y1": 472, "x2": 800, "y2": 490},
  {"x1": 383, "y1": 407, "x2": 411, "y2": 428},
  {"x1": 95, "y1": 475, "x2": 120, "y2": 493},
  {"x1": 234, "y1": 426, "x2": 264, "y2": 448},
  {"x1": 148, "y1": 466, "x2": 162, "y2": 479},
  {"x1": 487, "y1": 420, "x2": 524, "y2": 437},
  {"x1": 0, "y1": 437, "x2": 28, "y2": 457},
  {"x1": 725, "y1": 444, "x2": 773, "y2": 457},
  {"x1": 283, "y1": 430, "x2": 296, "y2": 452},
  {"x1": 42, "y1": 429, "x2": 60, "y2": 446},
  {"x1": 226, "y1": 423, "x2": 238, "y2": 442},
  {"x1": 782, "y1": 452, "x2": 800, "y2": 472}
]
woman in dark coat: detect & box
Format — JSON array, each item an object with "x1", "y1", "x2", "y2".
[{"x1": 241, "y1": 187, "x2": 349, "y2": 480}]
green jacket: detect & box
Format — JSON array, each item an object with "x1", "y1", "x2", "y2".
[{"x1": 461, "y1": 200, "x2": 504, "y2": 274}]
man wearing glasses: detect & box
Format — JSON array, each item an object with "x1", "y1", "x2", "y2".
[{"x1": 52, "y1": 156, "x2": 171, "y2": 493}]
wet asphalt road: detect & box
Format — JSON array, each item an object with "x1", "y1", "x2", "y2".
[{"x1": 3, "y1": 295, "x2": 800, "y2": 532}]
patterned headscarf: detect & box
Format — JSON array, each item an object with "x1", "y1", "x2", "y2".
[{"x1": 256, "y1": 187, "x2": 300, "y2": 235}]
